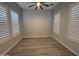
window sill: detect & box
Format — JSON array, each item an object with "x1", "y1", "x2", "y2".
[{"x1": 12, "y1": 32, "x2": 20, "y2": 38}]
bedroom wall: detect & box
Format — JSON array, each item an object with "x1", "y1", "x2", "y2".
[
  {"x1": 23, "y1": 10, "x2": 52, "y2": 38},
  {"x1": 51, "y1": 3, "x2": 79, "y2": 55},
  {"x1": 0, "y1": 3, "x2": 23, "y2": 55},
  {"x1": 1, "y1": 2, "x2": 79, "y2": 56}
]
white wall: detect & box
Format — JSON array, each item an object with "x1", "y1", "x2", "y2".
[
  {"x1": 23, "y1": 10, "x2": 52, "y2": 38},
  {"x1": 51, "y1": 3, "x2": 79, "y2": 55}
]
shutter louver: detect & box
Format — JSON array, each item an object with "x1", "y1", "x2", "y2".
[
  {"x1": 0, "y1": 5, "x2": 9, "y2": 40},
  {"x1": 71, "y1": 3, "x2": 79, "y2": 40}
]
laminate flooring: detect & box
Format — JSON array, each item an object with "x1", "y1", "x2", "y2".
[{"x1": 6, "y1": 37, "x2": 76, "y2": 56}]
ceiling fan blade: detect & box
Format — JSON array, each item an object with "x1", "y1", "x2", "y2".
[
  {"x1": 28, "y1": 2, "x2": 37, "y2": 4},
  {"x1": 40, "y1": 6, "x2": 43, "y2": 10},
  {"x1": 50, "y1": 4, "x2": 54, "y2": 5},
  {"x1": 28, "y1": 2, "x2": 34, "y2": 3},
  {"x1": 41, "y1": 2, "x2": 46, "y2": 3},
  {"x1": 35, "y1": 6, "x2": 37, "y2": 10},
  {"x1": 28, "y1": 4, "x2": 35, "y2": 8},
  {"x1": 42, "y1": 3, "x2": 49, "y2": 7}
]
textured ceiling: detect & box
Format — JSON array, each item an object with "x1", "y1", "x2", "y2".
[{"x1": 17, "y1": 2, "x2": 58, "y2": 10}]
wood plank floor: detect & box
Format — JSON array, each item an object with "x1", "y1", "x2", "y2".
[{"x1": 6, "y1": 37, "x2": 76, "y2": 56}]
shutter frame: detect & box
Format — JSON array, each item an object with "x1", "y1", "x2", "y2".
[
  {"x1": 68, "y1": 3, "x2": 79, "y2": 42},
  {"x1": 0, "y1": 3, "x2": 10, "y2": 40}
]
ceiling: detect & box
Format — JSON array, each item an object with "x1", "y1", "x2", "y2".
[{"x1": 17, "y1": 2, "x2": 58, "y2": 10}]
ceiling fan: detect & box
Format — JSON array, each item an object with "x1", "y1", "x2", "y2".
[{"x1": 28, "y1": 2, "x2": 54, "y2": 10}]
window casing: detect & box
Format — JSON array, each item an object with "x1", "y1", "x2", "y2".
[
  {"x1": 10, "y1": 10, "x2": 20, "y2": 36},
  {"x1": 53, "y1": 12, "x2": 60, "y2": 34}
]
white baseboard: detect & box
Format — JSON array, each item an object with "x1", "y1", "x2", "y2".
[
  {"x1": 24, "y1": 35, "x2": 51, "y2": 38},
  {"x1": 2, "y1": 35, "x2": 78, "y2": 55},
  {"x1": 1, "y1": 36, "x2": 23, "y2": 56},
  {"x1": 51, "y1": 35, "x2": 78, "y2": 56},
  {"x1": 1, "y1": 35, "x2": 50, "y2": 56}
]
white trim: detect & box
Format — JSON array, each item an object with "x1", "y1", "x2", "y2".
[
  {"x1": 24, "y1": 35, "x2": 51, "y2": 38},
  {"x1": 1, "y1": 36, "x2": 23, "y2": 56},
  {"x1": 1, "y1": 35, "x2": 78, "y2": 56},
  {"x1": 51, "y1": 35, "x2": 79, "y2": 56}
]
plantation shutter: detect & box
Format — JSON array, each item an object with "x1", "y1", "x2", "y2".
[
  {"x1": 71, "y1": 3, "x2": 79, "y2": 40},
  {"x1": 0, "y1": 4, "x2": 9, "y2": 40}
]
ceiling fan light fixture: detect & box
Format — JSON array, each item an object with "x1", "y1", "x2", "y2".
[
  {"x1": 37, "y1": 2, "x2": 41, "y2": 7},
  {"x1": 28, "y1": 2, "x2": 55, "y2": 10}
]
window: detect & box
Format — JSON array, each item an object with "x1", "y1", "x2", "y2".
[
  {"x1": 53, "y1": 12, "x2": 60, "y2": 34},
  {"x1": 0, "y1": 4, "x2": 10, "y2": 40},
  {"x1": 68, "y1": 3, "x2": 79, "y2": 41},
  {"x1": 10, "y1": 11, "x2": 20, "y2": 36}
]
